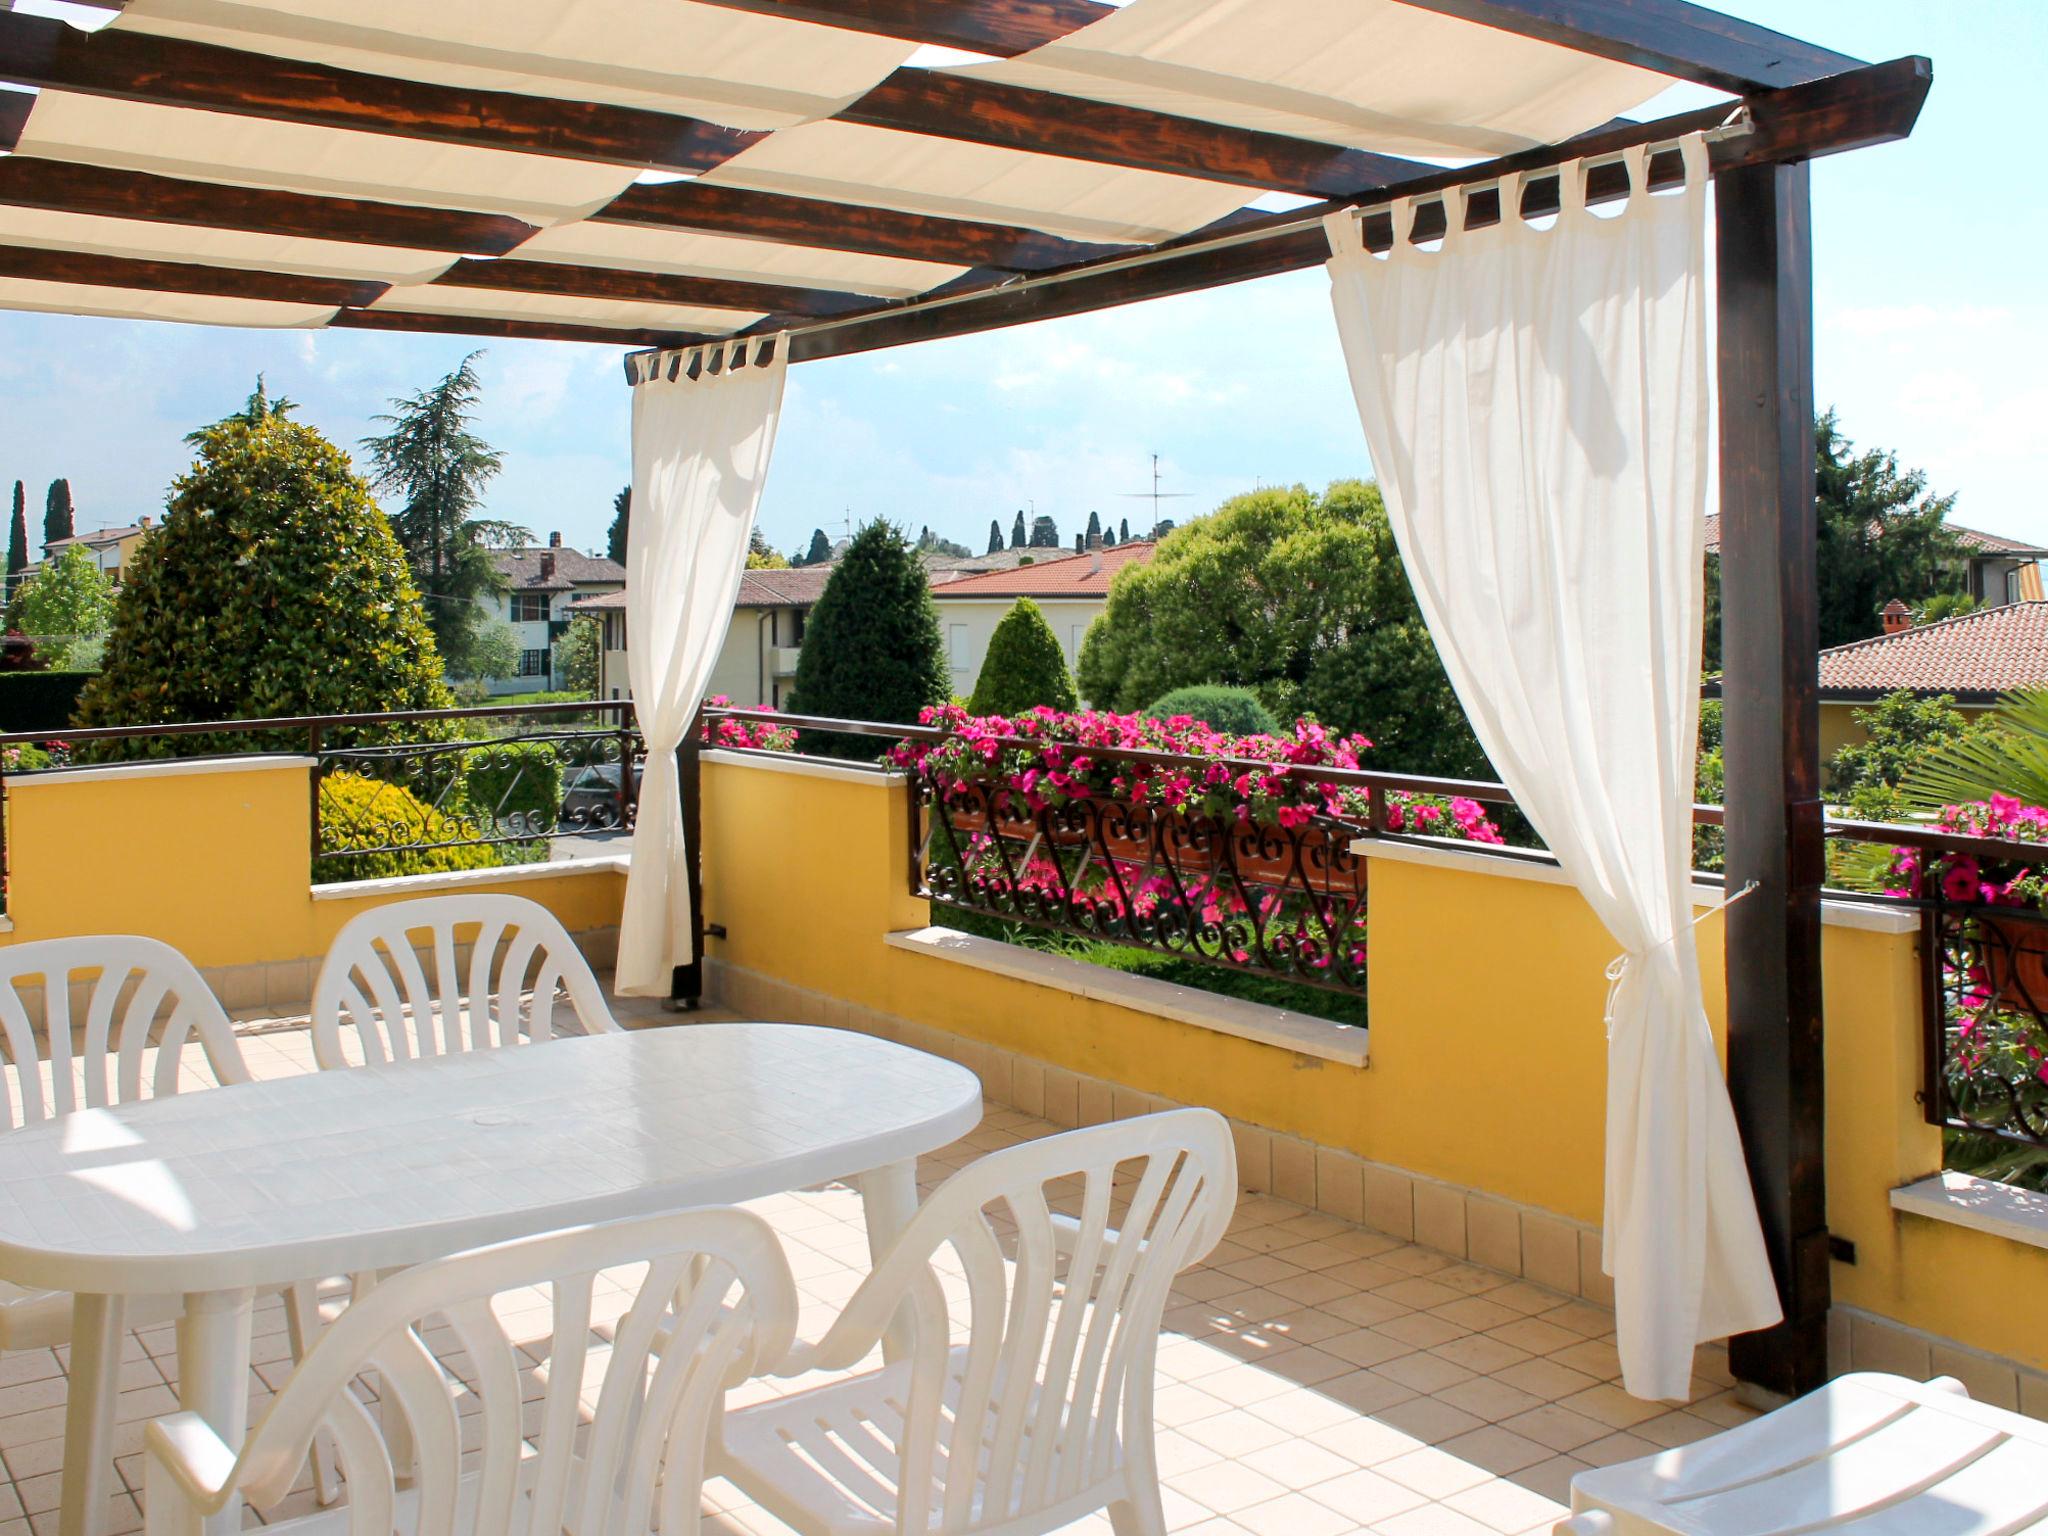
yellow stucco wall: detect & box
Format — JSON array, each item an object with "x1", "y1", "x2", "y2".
[
  {"x1": 2, "y1": 757, "x2": 626, "y2": 969},
  {"x1": 699, "y1": 753, "x2": 2048, "y2": 1371}
]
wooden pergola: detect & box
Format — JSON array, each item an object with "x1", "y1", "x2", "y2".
[{"x1": 0, "y1": 0, "x2": 1928, "y2": 1398}]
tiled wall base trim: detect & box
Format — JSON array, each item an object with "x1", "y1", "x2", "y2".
[
  {"x1": 200, "y1": 926, "x2": 622, "y2": 1017},
  {"x1": 708, "y1": 955, "x2": 2048, "y2": 1418}
]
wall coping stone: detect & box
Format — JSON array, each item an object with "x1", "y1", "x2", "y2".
[
  {"x1": 1351, "y1": 836, "x2": 1919, "y2": 934},
  {"x1": 313, "y1": 853, "x2": 630, "y2": 902},
  {"x1": 15, "y1": 754, "x2": 317, "y2": 789},
  {"x1": 885, "y1": 925, "x2": 1368, "y2": 1068},
  {"x1": 1892, "y1": 1171, "x2": 2048, "y2": 1252}
]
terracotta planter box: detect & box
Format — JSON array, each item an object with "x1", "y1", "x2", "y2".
[
  {"x1": 1980, "y1": 913, "x2": 2048, "y2": 1009},
  {"x1": 938, "y1": 798, "x2": 1365, "y2": 896}
]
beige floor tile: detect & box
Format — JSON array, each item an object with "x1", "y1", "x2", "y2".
[
  {"x1": 1306, "y1": 1466, "x2": 1431, "y2": 1524},
  {"x1": 1444, "y1": 1475, "x2": 1570, "y2": 1534},
  {"x1": 1379, "y1": 1446, "x2": 1495, "y2": 1499},
  {"x1": 1234, "y1": 1490, "x2": 1360, "y2": 1536}
]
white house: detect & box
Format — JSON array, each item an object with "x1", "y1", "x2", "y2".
[
  {"x1": 479, "y1": 534, "x2": 625, "y2": 695},
  {"x1": 929, "y1": 541, "x2": 1157, "y2": 700},
  {"x1": 571, "y1": 564, "x2": 833, "y2": 706}
]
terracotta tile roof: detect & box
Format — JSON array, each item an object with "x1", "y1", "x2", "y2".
[
  {"x1": 45, "y1": 522, "x2": 150, "y2": 550},
  {"x1": 1816, "y1": 601, "x2": 2048, "y2": 701},
  {"x1": 735, "y1": 566, "x2": 835, "y2": 607},
  {"x1": 1703, "y1": 513, "x2": 2048, "y2": 560},
  {"x1": 492, "y1": 546, "x2": 625, "y2": 593},
  {"x1": 929, "y1": 542, "x2": 1157, "y2": 600}
]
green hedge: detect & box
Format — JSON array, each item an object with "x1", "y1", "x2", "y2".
[
  {"x1": 1145, "y1": 684, "x2": 1279, "y2": 737},
  {"x1": 313, "y1": 772, "x2": 503, "y2": 884},
  {"x1": 0, "y1": 671, "x2": 94, "y2": 733}
]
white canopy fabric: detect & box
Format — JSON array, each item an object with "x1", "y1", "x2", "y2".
[
  {"x1": 953, "y1": 0, "x2": 1675, "y2": 160},
  {"x1": 617, "y1": 337, "x2": 787, "y2": 996},
  {"x1": 1323, "y1": 137, "x2": 1781, "y2": 1401},
  {"x1": 0, "y1": 0, "x2": 1683, "y2": 336}
]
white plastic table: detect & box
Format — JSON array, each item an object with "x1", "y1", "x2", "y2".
[{"x1": 0, "y1": 1025, "x2": 982, "y2": 1536}]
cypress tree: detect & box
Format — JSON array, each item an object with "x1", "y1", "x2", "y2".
[
  {"x1": 1009, "y1": 510, "x2": 1026, "y2": 548},
  {"x1": 802, "y1": 528, "x2": 832, "y2": 565},
  {"x1": 606, "y1": 485, "x2": 630, "y2": 564},
  {"x1": 968, "y1": 598, "x2": 1078, "y2": 716},
  {"x1": 1119, "y1": 516, "x2": 1131, "y2": 542},
  {"x1": 6, "y1": 483, "x2": 25, "y2": 581},
  {"x1": 986, "y1": 519, "x2": 1004, "y2": 555},
  {"x1": 787, "y1": 522, "x2": 948, "y2": 759},
  {"x1": 42, "y1": 479, "x2": 75, "y2": 551},
  {"x1": 1085, "y1": 509, "x2": 1102, "y2": 547}
]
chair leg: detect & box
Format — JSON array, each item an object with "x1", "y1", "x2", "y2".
[
  {"x1": 1107, "y1": 1488, "x2": 1166, "y2": 1536},
  {"x1": 282, "y1": 1282, "x2": 341, "y2": 1505}
]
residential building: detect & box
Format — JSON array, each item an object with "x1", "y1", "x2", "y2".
[
  {"x1": 37, "y1": 516, "x2": 155, "y2": 586},
  {"x1": 571, "y1": 564, "x2": 833, "y2": 706},
  {"x1": 1705, "y1": 513, "x2": 2048, "y2": 606},
  {"x1": 929, "y1": 541, "x2": 1158, "y2": 699},
  {"x1": 479, "y1": 534, "x2": 624, "y2": 695},
  {"x1": 1807, "y1": 598, "x2": 2048, "y2": 759}
]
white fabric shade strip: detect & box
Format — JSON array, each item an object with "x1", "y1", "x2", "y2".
[
  {"x1": 1323, "y1": 135, "x2": 1780, "y2": 1401},
  {"x1": 0, "y1": 0, "x2": 1681, "y2": 337},
  {"x1": 616, "y1": 335, "x2": 787, "y2": 996}
]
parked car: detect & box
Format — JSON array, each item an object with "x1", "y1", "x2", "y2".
[{"x1": 560, "y1": 761, "x2": 639, "y2": 830}]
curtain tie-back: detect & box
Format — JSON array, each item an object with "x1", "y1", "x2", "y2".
[{"x1": 1602, "y1": 879, "x2": 1761, "y2": 1038}]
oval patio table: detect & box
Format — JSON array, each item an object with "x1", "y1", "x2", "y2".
[{"x1": 0, "y1": 1024, "x2": 982, "y2": 1536}]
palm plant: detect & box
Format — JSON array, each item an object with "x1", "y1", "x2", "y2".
[{"x1": 1903, "y1": 688, "x2": 2048, "y2": 813}]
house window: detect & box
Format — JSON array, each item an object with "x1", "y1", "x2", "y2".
[
  {"x1": 789, "y1": 608, "x2": 807, "y2": 645},
  {"x1": 518, "y1": 648, "x2": 549, "y2": 677},
  {"x1": 511, "y1": 592, "x2": 550, "y2": 622},
  {"x1": 949, "y1": 624, "x2": 969, "y2": 668}
]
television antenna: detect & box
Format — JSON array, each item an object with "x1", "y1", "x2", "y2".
[{"x1": 1118, "y1": 453, "x2": 1191, "y2": 532}]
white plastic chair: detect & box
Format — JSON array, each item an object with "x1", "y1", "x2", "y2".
[
  {"x1": 311, "y1": 894, "x2": 619, "y2": 1070},
  {"x1": 1556, "y1": 1372, "x2": 2048, "y2": 1534},
  {"x1": 713, "y1": 1108, "x2": 1238, "y2": 1536},
  {"x1": 140, "y1": 1206, "x2": 800, "y2": 1536},
  {"x1": 0, "y1": 938, "x2": 340, "y2": 1501},
  {"x1": 0, "y1": 935, "x2": 252, "y2": 1349}
]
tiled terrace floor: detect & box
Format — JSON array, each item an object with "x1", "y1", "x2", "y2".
[{"x1": 0, "y1": 990, "x2": 1753, "y2": 1536}]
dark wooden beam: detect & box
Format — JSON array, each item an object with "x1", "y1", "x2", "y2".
[
  {"x1": 0, "y1": 10, "x2": 764, "y2": 174},
  {"x1": 329, "y1": 307, "x2": 692, "y2": 348},
  {"x1": 0, "y1": 242, "x2": 387, "y2": 306},
  {"x1": 0, "y1": 157, "x2": 538, "y2": 256},
  {"x1": 0, "y1": 89, "x2": 31, "y2": 151},
  {"x1": 839, "y1": 69, "x2": 1424, "y2": 198},
  {"x1": 434, "y1": 258, "x2": 874, "y2": 318},
  {"x1": 1387, "y1": 0, "x2": 1860, "y2": 95},
  {"x1": 591, "y1": 179, "x2": 1135, "y2": 271},
  {"x1": 707, "y1": 58, "x2": 1926, "y2": 369},
  {"x1": 1717, "y1": 158, "x2": 1828, "y2": 1400},
  {"x1": 678, "y1": 0, "x2": 1112, "y2": 58}
]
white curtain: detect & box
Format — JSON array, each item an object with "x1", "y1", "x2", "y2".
[
  {"x1": 1324, "y1": 137, "x2": 1780, "y2": 1400},
  {"x1": 616, "y1": 337, "x2": 787, "y2": 996}
]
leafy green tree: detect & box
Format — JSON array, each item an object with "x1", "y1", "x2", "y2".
[
  {"x1": 606, "y1": 485, "x2": 629, "y2": 565},
  {"x1": 462, "y1": 619, "x2": 521, "y2": 684},
  {"x1": 41, "y1": 479, "x2": 74, "y2": 551},
  {"x1": 1814, "y1": 410, "x2": 1964, "y2": 648},
  {"x1": 1010, "y1": 510, "x2": 1026, "y2": 548},
  {"x1": 986, "y1": 520, "x2": 1004, "y2": 555},
  {"x1": 9, "y1": 545, "x2": 113, "y2": 667},
  {"x1": 968, "y1": 598, "x2": 1077, "y2": 716},
  {"x1": 6, "y1": 482, "x2": 25, "y2": 582},
  {"x1": 747, "y1": 526, "x2": 788, "y2": 569},
  {"x1": 795, "y1": 528, "x2": 831, "y2": 566},
  {"x1": 553, "y1": 613, "x2": 601, "y2": 697},
  {"x1": 1028, "y1": 514, "x2": 1060, "y2": 548},
  {"x1": 788, "y1": 521, "x2": 948, "y2": 759},
  {"x1": 362, "y1": 352, "x2": 525, "y2": 678},
  {"x1": 75, "y1": 413, "x2": 451, "y2": 748},
  {"x1": 1146, "y1": 684, "x2": 1278, "y2": 737},
  {"x1": 1694, "y1": 700, "x2": 1725, "y2": 872},
  {"x1": 1079, "y1": 480, "x2": 1487, "y2": 778},
  {"x1": 915, "y1": 526, "x2": 972, "y2": 559},
  {"x1": 1826, "y1": 689, "x2": 1991, "y2": 820},
  {"x1": 1898, "y1": 687, "x2": 2048, "y2": 814}
]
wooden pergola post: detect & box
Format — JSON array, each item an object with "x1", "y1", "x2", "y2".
[{"x1": 1716, "y1": 158, "x2": 1829, "y2": 1399}]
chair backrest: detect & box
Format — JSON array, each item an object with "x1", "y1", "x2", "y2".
[
  {"x1": 312, "y1": 894, "x2": 619, "y2": 1069},
  {"x1": 819, "y1": 1109, "x2": 1236, "y2": 1535},
  {"x1": 0, "y1": 935, "x2": 247, "y2": 1129},
  {"x1": 216, "y1": 1207, "x2": 799, "y2": 1536}
]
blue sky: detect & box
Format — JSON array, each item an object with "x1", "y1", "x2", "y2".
[{"x1": 0, "y1": 1, "x2": 2035, "y2": 561}]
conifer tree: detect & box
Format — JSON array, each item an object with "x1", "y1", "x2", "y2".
[
  {"x1": 1085, "y1": 509, "x2": 1102, "y2": 547},
  {"x1": 986, "y1": 519, "x2": 1004, "y2": 555},
  {"x1": 788, "y1": 522, "x2": 948, "y2": 759},
  {"x1": 968, "y1": 598, "x2": 1077, "y2": 716},
  {"x1": 42, "y1": 479, "x2": 75, "y2": 551},
  {"x1": 801, "y1": 528, "x2": 832, "y2": 565},
  {"x1": 607, "y1": 485, "x2": 630, "y2": 564},
  {"x1": 6, "y1": 483, "x2": 26, "y2": 582},
  {"x1": 1010, "y1": 510, "x2": 1026, "y2": 548},
  {"x1": 1029, "y1": 514, "x2": 1060, "y2": 548}
]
